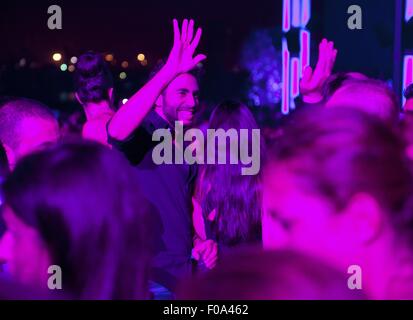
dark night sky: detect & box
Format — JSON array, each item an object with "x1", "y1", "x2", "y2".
[
  {"x1": 0, "y1": 0, "x2": 399, "y2": 114},
  {"x1": 0, "y1": 0, "x2": 282, "y2": 66},
  {"x1": 1, "y1": 0, "x2": 395, "y2": 76}
]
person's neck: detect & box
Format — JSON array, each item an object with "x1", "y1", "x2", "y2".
[
  {"x1": 361, "y1": 234, "x2": 413, "y2": 299},
  {"x1": 83, "y1": 101, "x2": 114, "y2": 121},
  {"x1": 154, "y1": 106, "x2": 173, "y2": 127}
]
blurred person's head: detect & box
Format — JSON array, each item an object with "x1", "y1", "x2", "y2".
[
  {"x1": 152, "y1": 62, "x2": 201, "y2": 127},
  {"x1": 195, "y1": 101, "x2": 263, "y2": 247},
  {"x1": 322, "y1": 72, "x2": 368, "y2": 101},
  {"x1": 0, "y1": 97, "x2": 59, "y2": 169},
  {"x1": 178, "y1": 248, "x2": 366, "y2": 300},
  {"x1": 326, "y1": 79, "x2": 399, "y2": 125},
  {"x1": 0, "y1": 141, "x2": 151, "y2": 299},
  {"x1": 403, "y1": 83, "x2": 413, "y2": 112},
  {"x1": 74, "y1": 51, "x2": 114, "y2": 108},
  {"x1": 263, "y1": 107, "x2": 413, "y2": 299}
]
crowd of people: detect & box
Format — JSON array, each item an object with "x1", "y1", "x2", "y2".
[{"x1": 1, "y1": 18, "x2": 413, "y2": 299}]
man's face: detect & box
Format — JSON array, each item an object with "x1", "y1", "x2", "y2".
[
  {"x1": 16, "y1": 117, "x2": 60, "y2": 159},
  {"x1": 161, "y1": 73, "x2": 200, "y2": 126},
  {"x1": 0, "y1": 206, "x2": 51, "y2": 287}
]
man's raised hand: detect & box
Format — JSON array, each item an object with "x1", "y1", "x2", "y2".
[
  {"x1": 300, "y1": 38, "x2": 337, "y2": 104},
  {"x1": 164, "y1": 19, "x2": 207, "y2": 76}
]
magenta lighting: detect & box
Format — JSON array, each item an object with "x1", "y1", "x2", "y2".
[
  {"x1": 292, "y1": 0, "x2": 301, "y2": 28},
  {"x1": 406, "y1": 0, "x2": 413, "y2": 22},
  {"x1": 300, "y1": 30, "x2": 310, "y2": 77},
  {"x1": 283, "y1": 0, "x2": 291, "y2": 33},
  {"x1": 402, "y1": 0, "x2": 413, "y2": 107},
  {"x1": 291, "y1": 58, "x2": 300, "y2": 99},
  {"x1": 282, "y1": 39, "x2": 290, "y2": 114},
  {"x1": 403, "y1": 56, "x2": 413, "y2": 106},
  {"x1": 281, "y1": 0, "x2": 312, "y2": 114}
]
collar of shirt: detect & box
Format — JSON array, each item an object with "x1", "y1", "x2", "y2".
[{"x1": 144, "y1": 110, "x2": 172, "y2": 134}]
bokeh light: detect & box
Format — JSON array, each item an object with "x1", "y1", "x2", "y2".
[
  {"x1": 105, "y1": 54, "x2": 114, "y2": 62},
  {"x1": 52, "y1": 53, "x2": 62, "y2": 62}
]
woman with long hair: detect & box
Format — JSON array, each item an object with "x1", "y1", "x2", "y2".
[{"x1": 192, "y1": 101, "x2": 263, "y2": 269}]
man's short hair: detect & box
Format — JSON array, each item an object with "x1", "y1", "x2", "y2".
[{"x1": 0, "y1": 97, "x2": 56, "y2": 150}]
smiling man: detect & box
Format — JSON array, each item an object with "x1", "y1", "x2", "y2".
[
  {"x1": 154, "y1": 71, "x2": 200, "y2": 127},
  {"x1": 108, "y1": 19, "x2": 216, "y2": 298}
]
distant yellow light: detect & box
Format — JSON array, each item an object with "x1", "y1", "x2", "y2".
[
  {"x1": 52, "y1": 53, "x2": 62, "y2": 62},
  {"x1": 105, "y1": 54, "x2": 114, "y2": 62},
  {"x1": 121, "y1": 61, "x2": 129, "y2": 68},
  {"x1": 119, "y1": 72, "x2": 127, "y2": 80},
  {"x1": 70, "y1": 56, "x2": 78, "y2": 64},
  {"x1": 68, "y1": 65, "x2": 75, "y2": 72},
  {"x1": 137, "y1": 54, "x2": 145, "y2": 62}
]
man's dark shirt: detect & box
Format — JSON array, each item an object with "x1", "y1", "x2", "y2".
[{"x1": 108, "y1": 110, "x2": 197, "y2": 291}]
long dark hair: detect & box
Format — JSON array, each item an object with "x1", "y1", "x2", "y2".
[
  {"x1": 74, "y1": 51, "x2": 113, "y2": 104},
  {"x1": 2, "y1": 141, "x2": 151, "y2": 299},
  {"x1": 195, "y1": 101, "x2": 263, "y2": 247}
]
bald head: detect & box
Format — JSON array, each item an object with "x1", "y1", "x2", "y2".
[
  {"x1": 326, "y1": 79, "x2": 399, "y2": 125},
  {"x1": 0, "y1": 98, "x2": 59, "y2": 164}
]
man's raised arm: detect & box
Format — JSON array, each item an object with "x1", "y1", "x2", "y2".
[{"x1": 108, "y1": 19, "x2": 206, "y2": 141}]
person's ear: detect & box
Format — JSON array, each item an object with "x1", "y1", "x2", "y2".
[
  {"x1": 2, "y1": 143, "x2": 15, "y2": 171},
  {"x1": 342, "y1": 193, "x2": 384, "y2": 245},
  {"x1": 75, "y1": 92, "x2": 83, "y2": 105}
]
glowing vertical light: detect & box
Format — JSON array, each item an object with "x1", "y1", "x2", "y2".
[
  {"x1": 301, "y1": 0, "x2": 311, "y2": 27},
  {"x1": 282, "y1": 0, "x2": 311, "y2": 114},
  {"x1": 282, "y1": 39, "x2": 291, "y2": 115},
  {"x1": 292, "y1": 0, "x2": 301, "y2": 28},
  {"x1": 300, "y1": 30, "x2": 310, "y2": 76},
  {"x1": 291, "y1": 57, "x2": 300, "y2": 98},
  {"x1": 406, "y1": 0, "x2": 413, "y2": 22},
  {"x1": 403, "y1": 55, "x2": 413, "y2": 106},
  {"x1": 283, "y1": 0, "x2": 291, "y2": 32}
]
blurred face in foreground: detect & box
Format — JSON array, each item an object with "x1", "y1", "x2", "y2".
[
  {"x1": 262, "y1": 161, "x2": 392, "y2": 273},
  {"x1": 0, "y1": 206, "x2": 51, "y2": 288}
]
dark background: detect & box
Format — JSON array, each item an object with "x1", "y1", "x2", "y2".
[{"x1": 0, "y1": 0, "x2": 400, "y2": 126}]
